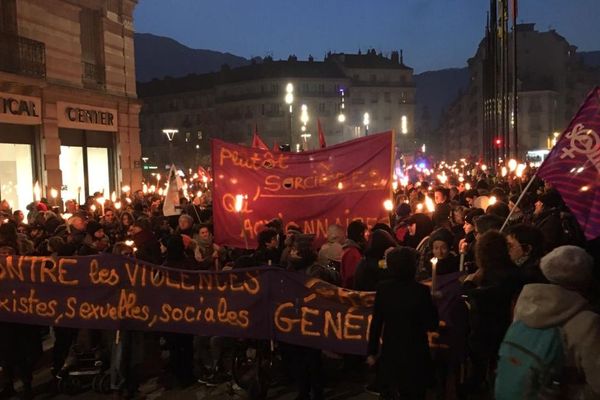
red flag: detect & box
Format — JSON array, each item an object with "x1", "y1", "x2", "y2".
[
  {"x1": 537, "y1": 87, "x2": 600, "y2": 240},
  {"x1": 511, "y1": 0, "x2": 518, "y2": 21},
  {"x1": 272, "y1": 141, "x2": 280, "y2": 153},
  {"x1": 251, "y1": 124, "x2": 269, "y2": 150},
  {"x1": 317, "y1": 118, "x2": 326, "y2": 149}
]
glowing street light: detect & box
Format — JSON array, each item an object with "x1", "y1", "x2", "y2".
[
  {"x1": 285, "y1": 83, "x2": 294, "y2": 111},
  {"x1": 363, "y1": 112, "x2": 370, "y2": 135},
  {"x1": 300, "y1": 104, "x2": 309, "y2": 125},
  {"x1": 401, "y1": 115, "x2": 408, "y2": 134},
  {"x1": 162, "y1": 128, "x2": 178, "y2": 142}
]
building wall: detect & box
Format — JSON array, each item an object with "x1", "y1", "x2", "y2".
[
  {"x1": 0, "y1": 0, "x2": 141, "y2": 209},
  {"x1": 139, "y1": 53, "x2": 416, "y2": 171},
  {"x1": 438, "y1": 24, "x2": 600, "y2": 161}
]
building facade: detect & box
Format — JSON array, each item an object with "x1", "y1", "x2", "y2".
[
  {"x1": 0, "y1": 0, "x2": 141, "y2": 211},
  {"x1": 438, "y1": 23, "x2": 600, "y2": 161},
  {"x1": 138, "y1": 50, "x2": 415, "y2": 171}
]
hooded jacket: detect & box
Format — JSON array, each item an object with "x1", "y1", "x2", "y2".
[{"x1": 514, "y1": 284, "x2": 600, "y2": 398}]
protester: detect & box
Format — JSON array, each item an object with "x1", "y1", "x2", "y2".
[
  {"x1": 354, "y1": 229, "x2": 397, "y2": 291},
  {"x1": 533, "y1": 189, "x2": 564, "y2": 252},
  {"x1": 496, "y1": 246, "x2": 600, "y2": 399},
  {"x1": 462, "y1": 230, "x2": 520, "y2": 395},
  {"x1": 0, "y1": 157, "x2": 597, "y2": 400},
  {"x1": 504, "y1": 223, "x2": 547, "y2": 285},
  {"x1": 340, "y1": 220, "x2": 367, "y2": 288},
  {"x1": 367, "y1": 247, "x2": 439, "y2": 400}
]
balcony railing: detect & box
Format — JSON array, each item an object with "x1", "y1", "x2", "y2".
[
  {"x1": 82, "y1": 61, "x2": 105, "y2": 88},
  {"x1": 0, "y1": 32, "x2": 46, "y2": 78}
]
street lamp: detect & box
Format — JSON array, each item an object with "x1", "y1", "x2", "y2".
[
  {"x1": 363, "y1": 112, "x2": 370, "y2": 136},
  {"x1": 338, "y1": 88, "x2": 346, "y2": 123},
  {"x1": 285, "y1": 83, "x2": 294, "y2": 146},
  {"x1": 162, "y1": 128, "x2": 178, "y2": 163},
  {"x1": 300, "y1": 104, "x2": 310, "y2": 150}
]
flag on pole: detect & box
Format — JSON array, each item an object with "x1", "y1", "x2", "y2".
[
  {"x1": 317, "y1": 118, "x2": 326, "y2": 149},
  {"x1": 537, "y1": 87, "x2": 600, "y2": 240},
  {"x1": 163, "y1": 164, "x2": 183, "y2": 216},
  {"x1": 251, "y1": 124, "x2": 269, "y2": 150},
  {"x1": 272, "y1": 141, "x2": 280, "y2": 153}
]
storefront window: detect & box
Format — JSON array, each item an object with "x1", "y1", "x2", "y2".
[
  {"x1": 60, "y1": 145, "x2": 85, "y2": 202},
  {"x1": 0, "y1": 143, "x2": 34, "y2": 212},
  {"x1": 87, "y1": 147, "x2": 110, "y2": 195}
]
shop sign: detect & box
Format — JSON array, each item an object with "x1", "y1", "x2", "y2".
[
  {"x1": 57, "y1": 102, "x2": 118, "y2": 132},
  {"x1": 0, "y1": 92, "x2": 42, "y2": 125}
]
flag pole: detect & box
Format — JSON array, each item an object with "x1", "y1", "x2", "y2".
[{"x1": 500, "y1": 172, "x2": 537, "y2": 232}]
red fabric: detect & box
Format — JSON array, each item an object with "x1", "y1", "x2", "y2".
[
  {"x1": 317, "y1": 118, "x2": 326, "y2": 149},
  {"x1": 212, "y1": 131, "x2": 394, "y2": 248},
  {"x1": 36, "y1": 202, "x2": 48, "y2": 212},
  {"x1": 272, "y1": 141, "x2": 280, "y2": 153},
  {"x1": 251, "y1": 124, "x2": 269, "y2": 150},
  {"x1": 341, "y1": 247, "x2": 362, "y2": 289},
  {"x1": 395, "y1": 226, "x2": 408, "y2": 243}
]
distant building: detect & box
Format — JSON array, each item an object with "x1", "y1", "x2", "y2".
[
  {"x1": 0, "y1": 0, "x2": 142, "y2": 210},
  {"x1": 137, "y1": 50, "x2": 415, "y2": 170},
  {"x1": 438, "y1": 23, "x2": 600, "y2": 161}
]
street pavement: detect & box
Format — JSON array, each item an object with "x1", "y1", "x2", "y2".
[
  {"x1": 5, "y1": 358, "x2": 377, "y2": 400},
  {"x1": 18, "y1": 372, "x2": 376, "y2": 400}
]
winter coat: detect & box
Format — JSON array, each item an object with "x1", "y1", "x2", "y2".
[
  {"x1": 514, "y1": 284, "x2": 600, "y2": 399},
  {"x1": 354, "y1": 256, "x2": 389, "y2": 292},
  {"x1": 515, "y1": 256, "x2": 547, "y2": 286},
  {"x1": 368, "y1": 278, "x2": 439, "y2": 390},
  {"x1": 340, "y1": 240, "x2": 363, "y2": 289},
  {"x1": 132, "y1": 229, "x2": 162, "y2": 265},
  {"x1": 462, "y1": 271, "x2": 521, "y2": 360},
  {"x1": 433, "y1": 271, "x2": 469, "y2": 369},
  {"x1": 533, "y1": 208, "x2": 563, "y2": 252}
]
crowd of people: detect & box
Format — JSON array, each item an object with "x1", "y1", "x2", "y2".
[{"x1": 0, "y1": 162, "x2": 599, "y2": 400}]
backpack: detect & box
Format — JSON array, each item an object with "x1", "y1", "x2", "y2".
[{"x1": 495, "y1": 321, "x2": 565, "y2": 400}]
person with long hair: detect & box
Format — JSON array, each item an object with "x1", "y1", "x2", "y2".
[{"x1": 462, "y1": 230, "x2": 520, "y2": 395}]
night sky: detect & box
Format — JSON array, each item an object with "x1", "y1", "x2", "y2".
[{"x1": 134, "y1": 0, "x2": 600, "y2": 73}]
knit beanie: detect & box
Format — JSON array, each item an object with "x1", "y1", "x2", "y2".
[
  {"x1": 86, "y1": 220, "x2": 103, "y2": 236},
  {"x1": 540, "y1": 245, "x2": 593, "y2": 289}
]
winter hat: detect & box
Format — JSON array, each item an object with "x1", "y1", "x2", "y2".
[
  {"x1": 386, "y1": 246, "x2": 418, "y2": 281},
  {"x1": 86, "y1": 220, "x2": 103, "y2": 236},
  {"x1": 486, "y1": 202, "x2": 510, "y2": 219},
  {"x1": 286, "y1": 224, "x2": 302, "y2": 235},
  {"x1": 395, "y1": 203, "x2": 412, "y2": 219},
  {"x1": 318, "y1": 242, "x2": 343, "y2": 264},
  {"x1": 48, "y1": 236, "x2": 66, "y2": 253},
  {"x1": 538, "y1": 189, "x2": 564, "y2": 209},
  {"x1": 540, "y1": 245, "x2": 594, "y2": 289},
  {"x1": 133, "y1": 218, "x2": 152, "y2": 231},
  {"x1": 464, "y1": 208, "x2": 485, "y2": 225},
  {"x1": 428, "y1": 227, "x2": 454, "y2": 248},
  {"x1": 36, "y1": 202, "x2": 48, "y2": 212}
]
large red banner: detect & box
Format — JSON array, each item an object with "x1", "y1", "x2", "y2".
[{"x1": 211, "y1": 132, "x2": 394, "y2": 248}]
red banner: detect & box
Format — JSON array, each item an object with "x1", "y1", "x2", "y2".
[{"x1": 211, "y1": 132, "x2": 394, "y2": 248}]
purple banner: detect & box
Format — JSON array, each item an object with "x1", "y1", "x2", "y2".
[{"x1": 0, "y1": 255, "x2": 373, "y2": 355}]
